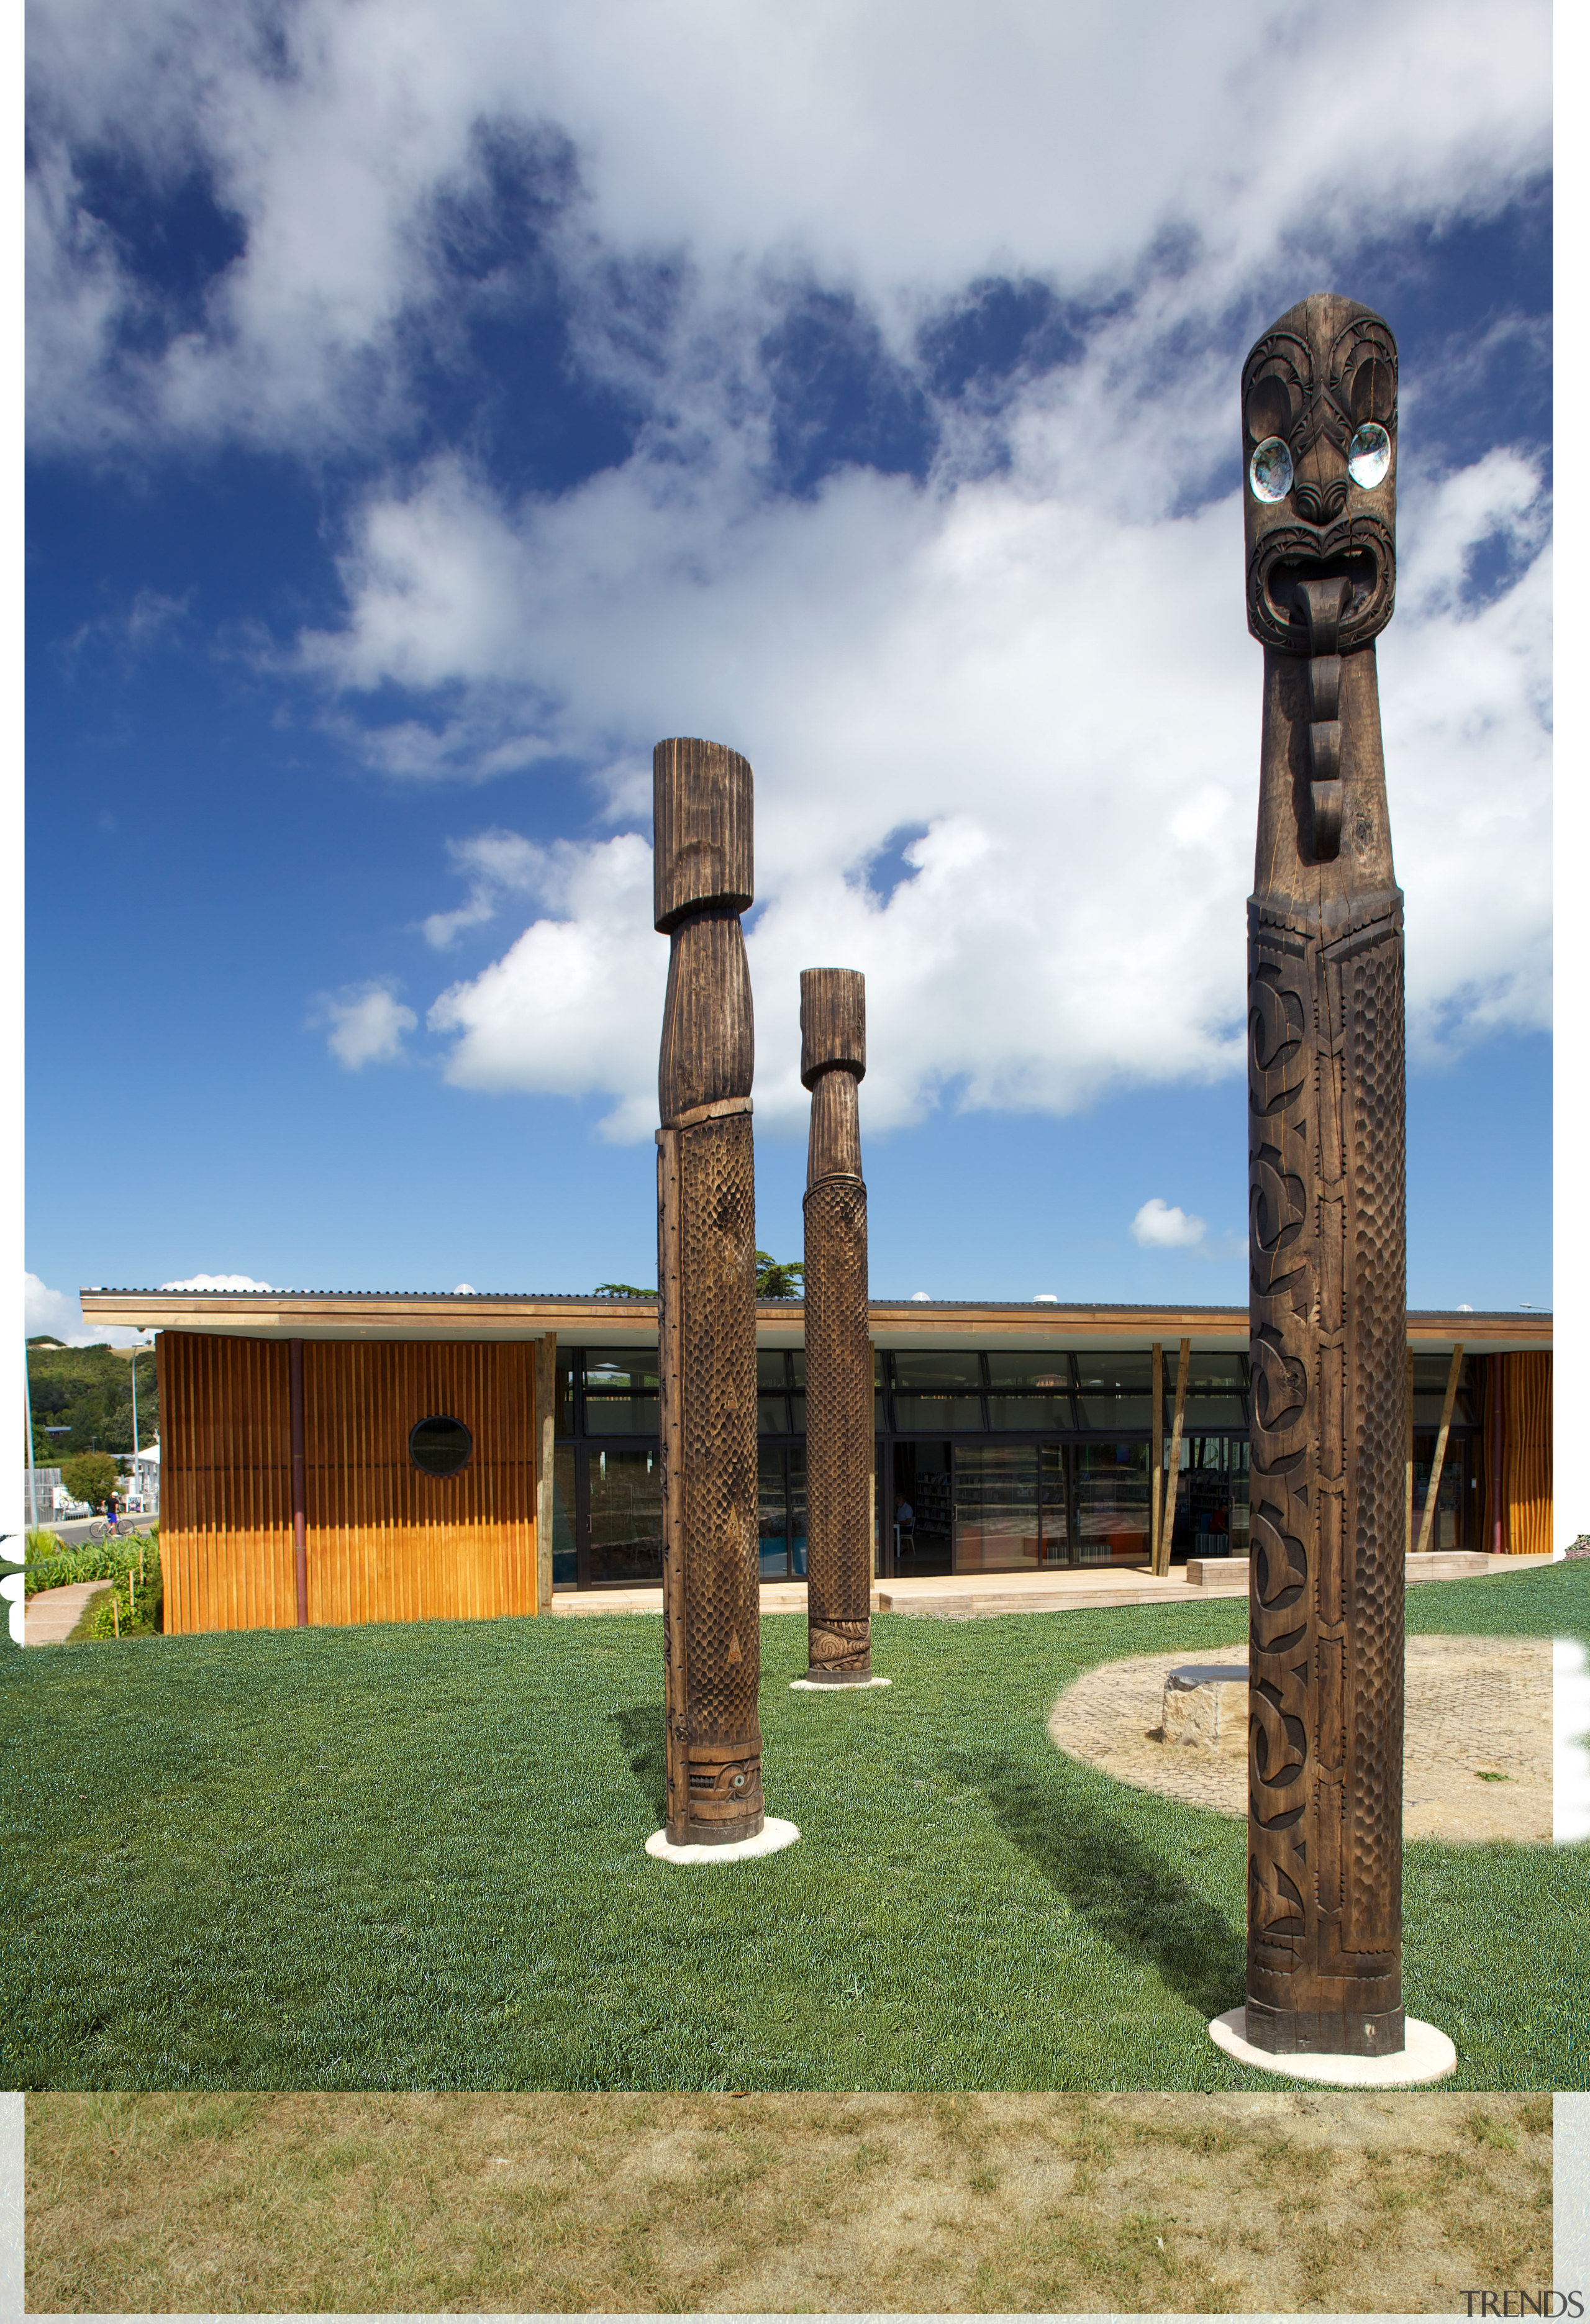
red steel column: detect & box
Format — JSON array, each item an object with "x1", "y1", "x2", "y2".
[{"x1": 291, "y1": 1337, "x2": 308, "y2": 1627}]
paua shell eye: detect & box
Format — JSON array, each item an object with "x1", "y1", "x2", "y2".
[
  {"x1": 1249, "y1": 437, "x2": 1294, "y2": 502},
  {"x1": 1347, "y1": 422, "x2": 1391, "y2": 489}
]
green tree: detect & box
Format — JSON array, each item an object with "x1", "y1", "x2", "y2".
[
  {"x1": 61, "y1": 1452, "x2": 120, "y2": 1510},
  {"x1": 24, "y1": 1345, "x2": 158, "y2": 1461},
  {"x1": 755, "y1": 1251, "x2": 804, "y2": 1298}
]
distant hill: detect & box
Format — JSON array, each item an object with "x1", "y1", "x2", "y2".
[{"x1": 24, "y1": 1342, "x2": 158, "y2": 1460}]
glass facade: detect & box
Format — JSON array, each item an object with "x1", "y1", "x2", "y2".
[{"x1": 551, "y1": 1346, "x2": 1479, "y2": 1586}]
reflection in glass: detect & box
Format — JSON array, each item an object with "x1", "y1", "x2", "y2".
[
  {"x1": 1347, "y1": 422, "x2": 1391, "y2": 488},
  {"x1": 1249, "y1": 437, "x2": 1294, "y2": 501},
  {"x1": 1165, "y1": 1435, "x2": 1247, "y2": 1563},
  {"x1": 583, "y1": 1349, "x2": 661, "y2": 1437},
  {"x1": 584, "y1": 1350, "x2": 660, "y2": 1391},
  {"x1": 408, "y1": 1415, "x2": 472, "y2": 1476},
  {"x1": 1170, "y1": 1355, "x2": 1248, "y2": 1432},
  {"x1": 1411, "y1": 1430, "x2": 1470, "y2": 1550},
  {"x1": 894, "y1": 1351, "x2": 981, "y2": 1391},
  {"x1": 1411, "y1": 1354, "x2": 1474, "y2": 1431},
  {"x1": 1040, "y1": 1444, "x2": 1071, "y2": 1561},
  {"x1": 954, "y1": 1443, "x2": 1040, "y2": 1571},
  {"x1": 789, "y1": 1446, "x2": 807, "y2": 1578},
  {"x1": 588, "y1": 1446, "x2": 663, "y2": 1584},
  {"x1": 888, "y1": 1351, "x2": 985, "y2": 1432},
  {"x1": 758, "y1": 1445, "x2": 791, "y2": 1579},
  {"x1": 552, "y1": 1445, "x2": 578, "y2": 1588},
  {"x1": 894, "y1": 1394, "x2": 984, "y2": 1431},
  {"x1": 986, "y1": 1354, "x2": 1072, "y2": 1432},
  {"x1": 988, "y1": 1395, "x2": 1070, "y2": 1431},
  {"x1": 1074, "y1": 1441, "x2": 1151, "y2": 1565},
  {"x1": 1074, "y1": 1352, "x2": 1153, "y2": 1432}
]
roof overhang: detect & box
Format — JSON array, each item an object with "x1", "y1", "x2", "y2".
[{"x1": 79, "y1": 1289, "x2": 1552, "y2": 1355}]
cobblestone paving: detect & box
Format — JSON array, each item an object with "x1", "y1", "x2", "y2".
[{"x1": 1048, "y1": 1633, "x2": 1552, "y2": 1843}]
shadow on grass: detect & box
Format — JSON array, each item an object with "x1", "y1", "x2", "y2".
[
  {"x1": 611, "y1": 1703, "x2": 668, "y2": 1824},
  {"x1": 947, "y1": 1744, "x2": 1245, "y2": 2022}
]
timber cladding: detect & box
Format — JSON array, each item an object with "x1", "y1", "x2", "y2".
[
  {"x1": 159, "y1": 1334, "x2": 538, "y2": 1635},
  {"x1": 1469, "y1": 1351, "x2": 1553, "y2": 1558},
  {"x1": 1502, "y1": 1351, "x2": 1552, "y2": 1558}
]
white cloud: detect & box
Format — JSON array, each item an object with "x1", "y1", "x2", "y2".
[
  {"x1": 26, "y1": 0, "x2": 1549, "y2": 455},
  {"x1": 159, "y1": 1273, "x2": 275, "y2": 1291},
  {"x1": 25, "y1": 1273, "x2": 79, "y2": 1340},
  {"x1": 420, "y1": 828, "x2": 550, "y2": 948},
  {"x1": 1130, "y1": 1199, "x2": 1207, "y2": 1250},
  {"x1": 427, "y1": 833, "x2": 663, "y2": 1138},
  {"x1": 333, "y1": 406, "x2": 1548, "y2": 1135},
  {"x1": 25, "y1": 0, "x2": 1551, "y2": 1138},
  {"x1": 312, "y1": 981, "x2": 419, "y2": 1069}
]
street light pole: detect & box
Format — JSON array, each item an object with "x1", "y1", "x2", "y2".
[{"x1": 23, "y1": 1347, "x2": 39, "y2": 1534}]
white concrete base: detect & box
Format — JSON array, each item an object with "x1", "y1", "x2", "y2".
[
  {"x1": 645, "y1": 1815, "x2": 801, "y2": 1865},
  {"x1": 1209, "y1": 2008, "x2": 1457, "y2": 2087},
  {"x1": 790, "y1": 1675, "x2": 893, "y2": 1691}
]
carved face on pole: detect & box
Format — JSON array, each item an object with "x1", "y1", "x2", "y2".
[
  {"x1": 1240, "y1": 293, "x2": 1410, "y2": 2063},
  {"x1": 1242, "y1": 294, "x2": 1397, "y2": 656}
]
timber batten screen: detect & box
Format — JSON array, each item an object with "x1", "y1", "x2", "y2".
[
  {"x1": 160, "y1": 1333, "x2": 296, "y2": 1635},
  {"x1": 1504, "y1": 1354, "x2": 1551, "y2": 1558},
  {"x1": 160, "y1": 1333, "x2": 539, "y2": 1633}
]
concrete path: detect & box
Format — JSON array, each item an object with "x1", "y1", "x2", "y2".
[
  {"x1": 552, "y1": 1550, "x2": 1556, "y2": 1621},
  {"x1": 22, "y1": 1579, "x2": 114, "y2": 1645}
]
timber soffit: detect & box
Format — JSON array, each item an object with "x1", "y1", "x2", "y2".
[{"x1": 76, "y1": 1288, "x2": 1551, "y2": 1353}]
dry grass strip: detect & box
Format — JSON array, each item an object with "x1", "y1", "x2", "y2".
[{"x1": 27, "y1": 2087, "x2": 1550, "y2": 2313}]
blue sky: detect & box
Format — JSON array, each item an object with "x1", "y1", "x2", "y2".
[{"x1": 22, "y1": 0, "x2": 1553, "y2": 1344}]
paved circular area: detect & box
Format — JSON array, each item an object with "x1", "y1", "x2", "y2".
[{"x1": 1049, "y1": 1634, "x2": 1552, "y2": 1843}]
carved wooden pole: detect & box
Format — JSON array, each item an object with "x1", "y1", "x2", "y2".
[
  {"x1": 655, "y1": 737, "x2": 764, "y2": 1845},
  {"x1": 800, "y1": 968, "x2": 873, "y2": 1682},
  {"x1": 1242, "y1": 293, "x2": 1406, "y2": 2057}
]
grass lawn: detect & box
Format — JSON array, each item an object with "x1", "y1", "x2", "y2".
[{"x1": 5, "y1": 1564, "x2": 1586, "y2": 2093}]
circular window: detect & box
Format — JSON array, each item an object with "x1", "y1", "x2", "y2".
[{"x1": 409, "y1": 1414, "x2": 473, "y2": 1476}]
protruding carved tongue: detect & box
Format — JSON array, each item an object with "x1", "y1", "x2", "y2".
[
  {"x1": 1293, "y1": 574, "x2": 1352, "y2": 863},
  {"x1": 1294, "y1": 573, "x2": 1352, "y2": 655}
]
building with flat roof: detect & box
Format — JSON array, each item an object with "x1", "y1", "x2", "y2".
[{"x1": 81, "y1": 1289, "x2": 1553, "y2": 1636}]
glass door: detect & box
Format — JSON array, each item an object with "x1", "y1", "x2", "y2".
[
  {"x1": 953, "y1": 1443, "x2": 1040, "y2": 1571},
  {"x1": 586, "y1": 1445, "x2": 665, "y2": 1584},
  {"x1": 1073, "y1": 1442, "x2": 1152, "y2": 1566}
]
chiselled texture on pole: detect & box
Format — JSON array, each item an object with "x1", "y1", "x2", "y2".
[
  {"x1": 1243, "y1": 293, "x2": 1406, "y2": 2058},
  {"x1": 655, "y1": 737, "x2": 764, "y2": 1845},
  {"x1": 801, "y1": 968, "x2": 873, "y2": 1682}
]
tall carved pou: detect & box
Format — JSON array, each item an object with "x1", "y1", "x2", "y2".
[
  {"x1": 1242, "y1": 293, "x2": 1407, "y2": 2057},
  {"x1": 655, "y1": 737, "x2": 764, "y2": 1846},
  {"x1": 800, "y1": 968, "x2": 873, "y2": 1682}
]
